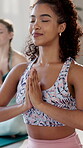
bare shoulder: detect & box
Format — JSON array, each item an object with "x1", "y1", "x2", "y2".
[
  {"x1": 10, "y1": 62, "x2": 28, "y2": 80},
  {"x1": 70, "y1": 60, "x2": 83, "y2": 74},
  {"x1": 1, "y1": 63, "x2": 28, "y2": 92},
  {"x1": 68, "y1": 60, "x2": 83, "y2": 110},
  {"x1": 12, "y1": 49, "x2": 27, "y2": 65},
  {"x1": 0, "y1": 63, "x2": 28, "y2": 106},
  {"x1": 2, "y1": 62, "x2": 28, "y2": 87},
  {"x1": 69, "y1": 60, "x2": 83, "y2": 84}
]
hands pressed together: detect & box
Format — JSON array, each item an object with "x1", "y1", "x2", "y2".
[{"x1": 25, "y1": 68, "x2": 43, "y2": 110}]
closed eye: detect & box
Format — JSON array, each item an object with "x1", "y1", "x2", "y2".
[
  {"x1": 30, "y1": 19, "x2": 50, "y2": 23},
  {"x1": 41, "y1": 20, "x2": 50, "y2": 22}
]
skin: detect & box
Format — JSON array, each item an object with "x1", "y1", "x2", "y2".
[{"x1": 0, "y1": 4, "x2": 83, "y2": 141}]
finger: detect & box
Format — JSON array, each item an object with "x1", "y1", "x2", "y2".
[
  {"x1": 29, "y1": 69, "x2": 36, "y2": 84},
  {"x1": 30, "y1": 69, "x2": 34, "y2": 82},
  {"x1": 31, "y1": 69, "x2": 38, "y2": 81},
  {"x1": 26, "y1": 77, "x2": 29, "y2": 91},
  {"x1": 35, "y1": 69, "x2": 39, "y2": 82},
  {"x1": 29, "y1": 68, "x2": 39, "y2": 90},
  {"x1": 31, "y1": 69, "x2": 38, "y2": 89},
  {"x1": 29, "y1": 76, "x2": 33, "y2": 93}
]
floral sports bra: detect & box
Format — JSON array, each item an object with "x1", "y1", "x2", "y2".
[{"x1": 16, "y1": 57, "x2": 77, "y2": 127}]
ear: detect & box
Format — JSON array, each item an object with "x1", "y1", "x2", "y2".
[
  {"x1": 9, "y1": 32, "x2": 14, "y2": 40},
  {"x1": 58, "y1": 22, "x2": 66, "y2": 34}
]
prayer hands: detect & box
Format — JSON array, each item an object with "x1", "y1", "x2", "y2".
[
  {"x1": 25, "y1": 78, "x2": 33, "y2": 110},
  {"x1": 26, "y1": 68, "x2": 43, "y2": 109}
]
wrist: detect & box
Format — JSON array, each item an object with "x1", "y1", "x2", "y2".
[
  {"x1": 22, "y1": 102, "x2": 32, "y2": 112},
  {"x1": 37, "y1": 101, "x2": 46, "y2": 110}
]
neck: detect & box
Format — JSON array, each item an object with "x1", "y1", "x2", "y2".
[
  {"x1": 37, "y1": 45, "x2": 61, "y2": 66},
  {"x1": 0, "y1": 44, "x2": 10, "y2": 57}
]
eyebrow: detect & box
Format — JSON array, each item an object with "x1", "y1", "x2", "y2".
[
  {"x1": 40, "y1": 14, "x2": 52, "y2": 18},
  {"x1": 30, "y1": 14, "x2": 52, "y2": 18}
]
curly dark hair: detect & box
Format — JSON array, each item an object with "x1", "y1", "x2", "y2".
[{"x1": 25, "y1": 0, "x2": 83, "y2": 62}]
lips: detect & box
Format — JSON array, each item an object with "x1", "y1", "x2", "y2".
[{"x1": 32, "y1": 32, "x2": 43, "y2": 38}]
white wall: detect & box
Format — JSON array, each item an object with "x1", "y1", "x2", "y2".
[{"x1": 0, "y1": 0, "x2": 30, "y2": 52}]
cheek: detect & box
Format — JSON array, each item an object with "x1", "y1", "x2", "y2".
[
  {"x1": 4, "y1": 34, "x2": 9, "y2": 40},
  {"x1": 0, "y1": 34, "x2": 6, "y2": 40},
  {"x1": 2, "y1": 34, "x2": 10, "y2": 43},
  {"x1": 43, "y1": 24, "x2": 55, "y2": 34},
  {"x1": 48, "y1": 26, "x2": 59, "y2": 37}
]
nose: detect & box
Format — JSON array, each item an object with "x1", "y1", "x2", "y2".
[{"x1": 33, "y1": 19, "x2": 41, "y2": 30}]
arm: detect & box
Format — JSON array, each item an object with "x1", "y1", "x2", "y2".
[
  {"x1": 27, "y1": 66, "x2": 83, "y2": 130},
  {"x1": 0, "y1": 63, "x2": 30, "y2": 122},
  {"x1": 0, "y1": 104, "x2": 26, "y2": 122}
]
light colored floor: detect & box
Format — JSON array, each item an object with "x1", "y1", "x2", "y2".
[{"x1": 2, "y1": 129, "x2": 83, "y2": 148}]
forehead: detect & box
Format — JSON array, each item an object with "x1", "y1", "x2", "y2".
[
  {"x1": 0, "y1": 23, "x2": 7, "y2": 30},
  {"x1": 31, "y1": 3, "x2": 56, "y2": 18}
]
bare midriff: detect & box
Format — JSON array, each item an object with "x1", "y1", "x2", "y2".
[{"x1": 26, "y1": 124, "x2": 75, "y2": 140}]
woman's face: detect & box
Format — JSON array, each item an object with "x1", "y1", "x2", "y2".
[
  {"x1": 0, "y1": 23, "x2": 13, "y2": 46},
  {"x1": 29, "y1": 3, "x2": 61, "y2": 46}
]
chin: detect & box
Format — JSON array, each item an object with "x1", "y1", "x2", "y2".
[{"x1": 33, "y1": 41, "x2": 43, "y2": 46}]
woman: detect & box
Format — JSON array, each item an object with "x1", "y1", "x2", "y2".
[
  {"x1": 0, "y1": 19, "x2": 27, "y2": 136},
  {"x1": 0, "y1": 0, "x2": 83, "y2": 147},
  {"x1": 0, "y1": 19, "x2": 27, "y2": 82}
]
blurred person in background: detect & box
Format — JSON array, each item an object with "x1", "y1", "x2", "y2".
[{"x1": 0, "y1": 19, "x2": 27, "y2": 136}]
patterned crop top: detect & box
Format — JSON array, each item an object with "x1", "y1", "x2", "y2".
[{"x1": 16, "y1": 57, "x2": 77, "y2": 127}]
